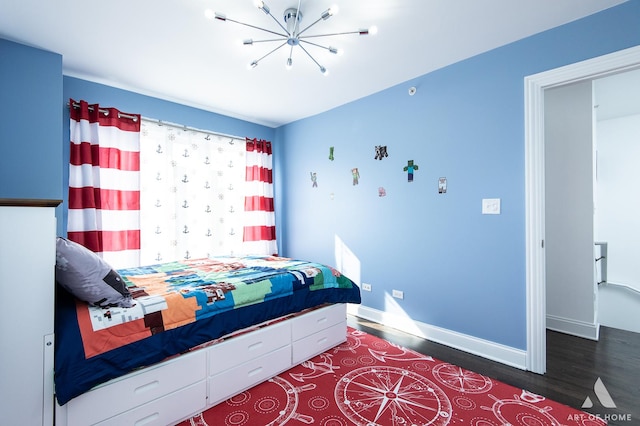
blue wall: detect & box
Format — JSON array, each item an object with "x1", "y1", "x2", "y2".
[
  {"x1": 275, "y1": 0, "x2": 640, "y2": 350},
  {"x1": 0, "y1": 39, "x2": 63, "y2": 200}
]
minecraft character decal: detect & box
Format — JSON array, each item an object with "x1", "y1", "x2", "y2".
[
  {"x1": 378, "y1": 187, "x2": 386, "y2": 197},
  {"x1": 329, "y1": 146, "x2": 335, "y2": 161},
  {"x1": 403, "y1": 160, "x2": 419, "y2": 182},
  {"x1": 374, "y1": 145, "x2": 388, "y2": 160},
  {"x1": 310, "y1": 172, "x2": 318, "y2": 188},
  {"x1": 438, "y1": 177, "x2": 447, "y2": 193},
  {"x1": 351, "y1": 168, "x2": 360, "y2": 185}
]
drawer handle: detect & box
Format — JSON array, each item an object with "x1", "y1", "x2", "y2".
[
  {"x1": 248, "y1": 341, "x2": 263, "y2": 351},
  {"x1": 317, "y1": 337, "x2": 328, "y2": 345},
  {"x1": 316, "y1": 317, "x2": 327, "y2": 324},
  {"x1": 134, "y1": 412, "x2": 159, "y2": 426},
  {"x1": 248, "y1": 366, "x2": 263, "y2": 377},
  {"x1": 134, "y1": 380, "x2": 160, "y2": 394}
]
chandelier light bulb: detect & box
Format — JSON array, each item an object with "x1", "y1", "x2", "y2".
[
  {"x1": 286, "y1": 58, "x2": 293, "y2": 69},
  {"x1": 368, "y1": 26, "x2": 379, "y2": 35},
  {"x1": 255, "y1": 0, "x2": 270, "y2": 14},
  {"x1": 204, "y1": 9, "x2": 215, "y2": 20},
  {"x1": 321, "y1": 7, "x2": 337, "y2": 20}
]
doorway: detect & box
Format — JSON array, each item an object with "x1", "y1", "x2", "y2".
[{"x1": 524, "y1": 45, "x2": 640, "y2": 374}]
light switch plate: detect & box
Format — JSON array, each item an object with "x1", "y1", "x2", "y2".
[{"x1": 482, "y1": 198, "x2": 501, "y2": 214}]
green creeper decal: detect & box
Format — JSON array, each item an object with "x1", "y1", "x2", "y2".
[{"x1": 403, "y1": 160, "x2": 419, "y2": 182}]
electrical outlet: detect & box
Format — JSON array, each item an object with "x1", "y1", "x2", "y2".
[
  {"x1": 392, "y1": 289, "x2": 404, "y2": 299},
  {"x1": 362, "y1": 283, "x2": 372, "y2": 292},
  {"x1": 482, "y1": 198, "x2": 501, "y2": 214}
]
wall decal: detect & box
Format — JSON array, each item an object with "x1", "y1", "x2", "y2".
[
  {"x1": 403, "y1": 160, "x2": 419, "y2": 182},
  {"x1": 310, "y1": 172, "x2": 318, "y2": 188},
  {"x1": 378, "y1": 187, "x2": 386, "y2": 197},
  {"x1": 351, "y1": 168, "x2": 360, "y2": 185},
  {"x1": 374, "y1": 145, "x2": 388, "y2": 160},
  {"x1": 438, "y1": 177, "x2": 447, "y2": 193},
  {"x1": 329, "y1": 146, "x2": 335, "y2": 161}
]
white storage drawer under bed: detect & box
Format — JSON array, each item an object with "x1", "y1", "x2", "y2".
[
  {"x1": 291, "y1": 303, "x2": 346, "y2": 341},
  {"x1": 208, "y1": 320, "x2": 291, "y2": 375},
  {"x1": 291, "y1": 304, "x2": 347, "y2": 365},
  {"x1": 95, "y1": 381, "x2": 206, "y2": 426},
  {"x1": 63, "y1": 350, "x2": 207, "y2": 426},
  {"x1": 208, "y1": 345, "x2": 292, "y2": 406},
  {"x1": 292, "y1": 321, "x2": 346, "y2": 365}
]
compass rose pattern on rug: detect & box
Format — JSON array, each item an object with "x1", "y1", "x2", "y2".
[{"x1": 179, "y1": 328, "x2": 606, "y2": 426}]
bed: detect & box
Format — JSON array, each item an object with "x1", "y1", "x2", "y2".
[{"x1": 53, "y1": 254, "x2": 361, "y2": 425}]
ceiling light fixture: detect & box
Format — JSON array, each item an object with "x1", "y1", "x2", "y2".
[{"x1": 205, "y1": 1, "x2": 376, "y2": 76}]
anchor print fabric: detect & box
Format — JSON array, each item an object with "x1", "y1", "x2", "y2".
[{"x1": 140, "y1": 123, "x2": 246, "y2": 264}]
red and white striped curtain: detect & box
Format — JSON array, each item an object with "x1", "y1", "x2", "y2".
[
  {"x1": 243, "y1": 138, "x2": 277, "y2": 255},
  {"x1": 68, "y1": 99, "x2": 141, "y2": 268}
]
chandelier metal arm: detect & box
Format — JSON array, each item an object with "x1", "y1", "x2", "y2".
[
  {"x1": 297, "y1": 43, "x2": 326, "y2": 73},
  {"x1": 297, "y1": 16, "x2": 325, "y2": 37},
  {"x1": 245, "y1": 37, "x2": 287, "y2": 44},
  {"x1": 300, "y1": 29, "x2": 370, "y2": 39},
  {"x1": 299, "y1": 39, "x2": 336, "y2": 53},
  {"x1": 293, "y1": 0, "x2": 302, "y2": 35},
  {"x1": 223, "y1": 17, "x2": 287, "y2": 38},
  {"x1": 260, "y1": 8, "x2": 290, "y2": 35},
  {"x1": 287, "y1": 44, "x2": 295, "y2": 61},
  {"x1": 252, "y1": 41, "x2": 288, "y2": 66}
]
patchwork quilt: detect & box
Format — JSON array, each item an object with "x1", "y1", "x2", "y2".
[{"x1": 54, "y1": 256, "x2": 361, "y2": 405}]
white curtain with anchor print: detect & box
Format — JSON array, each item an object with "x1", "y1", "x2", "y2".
[{"x1": 139, "y1": 121, "x2": 246, "y2": 265}]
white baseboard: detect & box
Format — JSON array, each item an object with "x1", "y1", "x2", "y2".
[
  {"x1": 347, "y1": 304, "x2": 527, "y2": 370},
  {"x1": 546, "y1": 314, "x2": 600, "y2": 340}
]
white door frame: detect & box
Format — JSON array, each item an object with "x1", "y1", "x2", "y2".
[{"x1": 524, "y1": 44, "x2": 640, "y2": 374}]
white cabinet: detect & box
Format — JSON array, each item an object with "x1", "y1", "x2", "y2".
[{"x1": 0, "y1": 199, "x2": 60, "y2": 426}]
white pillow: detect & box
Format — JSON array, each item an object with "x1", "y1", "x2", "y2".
[{"x1": 55, "y1": 237, "x2": 134, "y2": 308}]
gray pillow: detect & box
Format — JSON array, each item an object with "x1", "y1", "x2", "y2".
[{"x1": 55, "y1": 237, "x2": 134, "y2": 308}]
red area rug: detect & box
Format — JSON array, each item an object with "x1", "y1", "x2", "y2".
[{"x1": 178, "y1": 327, "x2": 605, "y2": 425}]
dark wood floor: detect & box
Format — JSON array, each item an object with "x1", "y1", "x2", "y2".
[{"x1": 347, "y1": 316, "x2": 639, "y2": 425}]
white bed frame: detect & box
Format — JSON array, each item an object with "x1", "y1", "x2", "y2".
[{"x1": 54, "y1": 303, "x2": 349, "y2": 426}]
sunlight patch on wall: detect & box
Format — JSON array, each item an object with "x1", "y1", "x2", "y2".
[
  {"x1": 334, "y1": 234, "x2": 361, "y2": 285},
  {"x1": 383, "y1": 292, "x2": 425, "y2": 338}
]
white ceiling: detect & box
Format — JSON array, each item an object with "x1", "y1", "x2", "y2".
[{"x1": 0, "y1": 0, "x2": 629, "y2": 127}]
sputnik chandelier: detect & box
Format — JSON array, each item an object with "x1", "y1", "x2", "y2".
[{"x1": 206, "y1": 1, "x2": 376, "y2": 75}]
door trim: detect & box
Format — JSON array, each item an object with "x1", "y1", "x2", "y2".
[{"x1": 525, "y1": 45, "x2": 640, "y2": 374}]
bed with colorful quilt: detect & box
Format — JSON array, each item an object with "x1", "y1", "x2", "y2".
[{"x1": 53, "y1": 247, "x2": 361, "y2": 426}]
